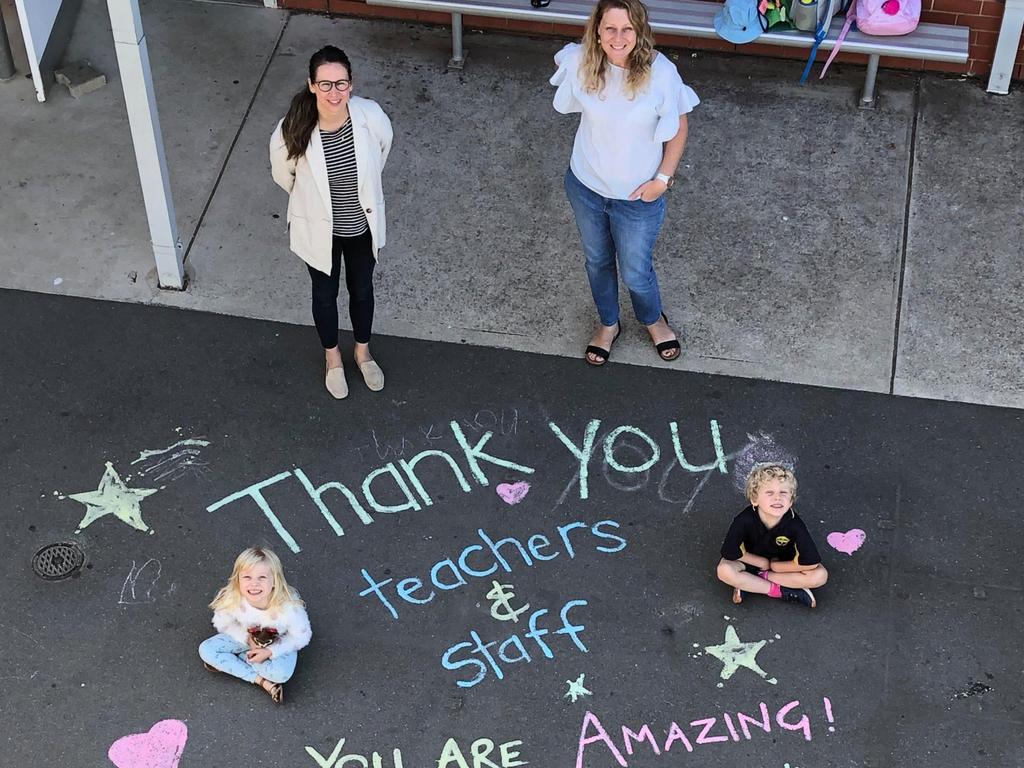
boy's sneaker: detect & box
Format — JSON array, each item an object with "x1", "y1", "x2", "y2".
[{"x1": 780, "y1": 586, "x2": 816, "y2": 608}]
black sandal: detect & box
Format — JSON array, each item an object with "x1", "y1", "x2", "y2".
[
  {"x1": 585, "y1": 324, "x2": 621, "y2": 367},
  {"x1": 652, "y1": 313, "x2": 681, "y2": 361}
]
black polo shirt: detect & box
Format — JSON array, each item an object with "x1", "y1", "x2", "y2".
[{"x1": 720, "y1": 506, "x2": 822, "y2": 566}]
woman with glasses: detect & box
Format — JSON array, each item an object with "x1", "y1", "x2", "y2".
[
  {"x1": 551, "y1": 0, "x2": 699, "y2": 366},
  {"x1": 271, "y1": 46, "x2": 393, "y2": 399}
]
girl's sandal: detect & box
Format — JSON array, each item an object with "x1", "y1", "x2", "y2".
[
  {"x1": 202, "y1": 662, "x2": 220, "y2": 674},
  {"x1": 255, "y1": 676, "x2": 284, "y2": 704}
]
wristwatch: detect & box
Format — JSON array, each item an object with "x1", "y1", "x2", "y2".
[{"x1": 655, "y1": 173, "x2": 674, "y2": 188}]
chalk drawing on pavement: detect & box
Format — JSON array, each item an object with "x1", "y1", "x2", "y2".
[
  {"x1": 305, "y1": 737, "x2": 347, "y2": 768},
  {"x1": 565, "y1": 673, "x2": 592, "y2": 703},
  {"x1": 703, "y1": 625, "x2": 778, "y2": 686},
  {"x1": 108, "y1": 719, "x2": 187, "y2": 768},
  {"x1": 487, "y1": 581, "x2": 530, "y2": 622},
  {"x1": 496, "y1": 481, "x2": 530, "y2": 505},
  {"x1": 827, "y1": 529, "x2": 866, "y2": 555},
  {"x1": 67, "y1": 462, "x2": 158, "y2": 534},
  {"x1": 118, "y1": 559, "x2": 164, "y2": 605},
  {"x1": 131, "y1": 439, "x2": 211, "y2": 482},
  {"x1": 731, "y1": 432, "x2": 797, "y2": 493}
]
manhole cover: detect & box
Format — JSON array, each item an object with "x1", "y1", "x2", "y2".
[{"x1": 32, "y1": 542, "x2": 85, "y2": 580}]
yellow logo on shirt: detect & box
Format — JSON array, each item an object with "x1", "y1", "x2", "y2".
[{"x1": 775, "y1": 536, "x2": 791, "y2": 546}]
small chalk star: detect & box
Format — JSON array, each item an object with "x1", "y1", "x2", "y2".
[{"x1": 564, "y1": 673, "x2": 592, "y2": 703}]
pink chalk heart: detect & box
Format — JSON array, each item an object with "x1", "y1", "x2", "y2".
[
  {"x1": 827, "y1": 529, "x2": 866, "y2": 556},
  {"x1": 496, "y1": 481, "x2": 530, "y2": 505},
  {"x1": 108, "y1": 720, "x2": 188, "y2": 768}
]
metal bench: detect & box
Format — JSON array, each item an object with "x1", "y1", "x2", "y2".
[{"x1": 364, "y1": 0, "x2": 969, "y2": 108}]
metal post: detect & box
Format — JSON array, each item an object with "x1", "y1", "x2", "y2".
[
  {"x1": 859, "y1": 54, "x2": 879, "y2": 110},
  {"x1": 987, "y1": 0, "x2": 1024, "y2": 94},
  {"x1": 0, "y1": 8, "x2": 16, "y2": 80},
  {"x1": 106, "y1": 0, "x2": 185, "y2": 289},
  {"x1": 447, "y1": 12, "x2": 466, "y2": 70}
]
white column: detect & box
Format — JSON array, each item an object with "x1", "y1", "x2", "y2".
[
  {"x1": 106, "y1": 0, "x2": 184, "y2": 289},
  {"x1": 987, "y1": 0, "x2": 1024, "y2": 95}
]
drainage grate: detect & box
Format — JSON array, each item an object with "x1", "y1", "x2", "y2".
[{"x1": 32, "y1": 542, "x2": 85, "y2": 580}]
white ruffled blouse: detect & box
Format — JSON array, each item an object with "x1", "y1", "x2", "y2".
[{"x1": 550, "y1": 43, "x2": 700, "y2": 200}]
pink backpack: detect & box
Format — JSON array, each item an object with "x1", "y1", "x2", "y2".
[
  {"x1": 818, "y1": 0, "x2": 920, "y2": 79},
  {"x1": 856, "y1": 0, "x2": 920, "y2": 35}
]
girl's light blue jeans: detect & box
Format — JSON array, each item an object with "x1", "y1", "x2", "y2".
[
  {"x1": 564, "y1": 168, "x2": 668, "y2": 327},
  {"x1": 198, "y1": 633, "x2": 297, "y2": 684}
]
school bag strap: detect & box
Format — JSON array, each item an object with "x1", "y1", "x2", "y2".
[
  {"x1": 798, "y1": 0, "x2": 842, "y2": 85},
  {"x1": 819, "y1": 0, "x2": 857, "y2": 79}
]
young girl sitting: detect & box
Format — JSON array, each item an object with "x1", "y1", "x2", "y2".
[{"x1": 198, "y1": 547, "x2": 311, "y2": 703}]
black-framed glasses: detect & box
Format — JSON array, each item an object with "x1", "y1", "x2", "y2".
[{"x1": 315, "y1": 79, "x2": 352, "y2": 93}]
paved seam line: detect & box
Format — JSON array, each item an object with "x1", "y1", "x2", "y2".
[
  {"x1": 881, "y1": 478, "x2": 902, "y2": 700},
  {"x1": 181, "y1": 11, "x2": 290, "y2": 265},
  {"x1": 888, "y1": 76, "x2": 921, "y2": 395}
]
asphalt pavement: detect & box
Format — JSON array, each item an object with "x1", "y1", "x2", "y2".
[{"x1": 4, "y1": 287, "x2": 1022, "y2": 768}]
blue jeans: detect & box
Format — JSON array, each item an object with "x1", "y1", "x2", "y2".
[
  {"x1": 564, "y1": 168, "x2": 667, "y2": 327},
  {"x1": 198, "y1": 633, "x2": 297, "y2": 684}
]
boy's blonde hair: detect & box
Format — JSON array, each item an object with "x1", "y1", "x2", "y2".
[
  {"x1": 745, "y1": 464, "x2": 798, "y2": 504},
  {"x1": 209, "y1": 547, "x2": 303, "y2": 615}
]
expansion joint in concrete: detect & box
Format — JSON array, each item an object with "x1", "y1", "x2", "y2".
[
  {"x1": 888, "y1": 76, "x2": 922, "y2": 395},
  {"x1": 180, "y1": 12, "x2": 291, "y2": 268}
]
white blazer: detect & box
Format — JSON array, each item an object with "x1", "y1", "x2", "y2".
[{"x1": 270, "y1": 96, "x2": 393, "y2": 275}]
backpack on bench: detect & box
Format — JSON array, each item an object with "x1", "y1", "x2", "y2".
[
  {"x1": 856, "y1": 0, "x2": 920, "y2": 35},
  {"x1": 815, "y1": 0, "x2": 921, "y2": 80}
]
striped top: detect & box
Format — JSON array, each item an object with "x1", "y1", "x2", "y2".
[{"x1": 321, "y1": 120, "x2": 368, "y2": 237}]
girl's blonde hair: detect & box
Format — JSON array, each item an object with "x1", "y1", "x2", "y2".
[
  {"x1": 580, "y1": 0, "x2": 656, "y2": 98},
  {"x1": 745, "y1": 464, "x2": 798, "y2": 504},
  {"x1": 209, "y1": 547, "x2": 303, "y2": 615}
]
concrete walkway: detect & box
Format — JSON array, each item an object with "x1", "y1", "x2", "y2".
[{"x1": 1, "y1": 0, "x2": 1021, "y2": 407}]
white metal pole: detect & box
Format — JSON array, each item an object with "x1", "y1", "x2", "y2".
[
  {"x1": 988, "y1": 0, "x2": 1024, "y2": 95},
  {"x1": 106, "y1": 0, "x2": 184, "y2": 289}
]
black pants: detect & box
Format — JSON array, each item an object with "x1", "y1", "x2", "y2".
[{"x1": 308, "y1": 230, "x2": 375, "y2": 347}]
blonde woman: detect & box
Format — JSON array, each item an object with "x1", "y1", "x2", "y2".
[
  {"x1": 198, "y1": 547, "x2": 311, "y2": 703},
  {"x1": 270, "y1": 46, "x2": 393, "y2": 399},
  {"x1": 551, "y1": 0, "x2": 699, "y2": 366}
]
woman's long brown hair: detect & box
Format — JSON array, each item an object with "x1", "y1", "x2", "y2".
[
  {"x1": 282, "y1": 45, "x2": 352, "y2": 160},
  {"x1": 580, "y1": 0, "x2": 655, "y2": 98}
]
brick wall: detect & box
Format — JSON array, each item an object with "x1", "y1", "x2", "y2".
[
  {"x1": 922, "y1": 0, "x2": 1023, "y2": 79},
  {"x1": 282, "y1": 0, "x2": 1024, "y2": 81}
]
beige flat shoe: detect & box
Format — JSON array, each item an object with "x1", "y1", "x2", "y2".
[
  {"x1": 325, "y1": 362, "x2": 348, "y2": 399},
  {"x1": 357, "y1": 359, "x2": 384, "y2": 392}
]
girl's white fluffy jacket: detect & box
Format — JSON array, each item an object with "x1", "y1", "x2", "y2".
[{"x1": 212, "y1": 601, "x2": 312, "y2": 658}]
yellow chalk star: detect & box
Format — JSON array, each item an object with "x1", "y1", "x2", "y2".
[
  {"x1": 704, "y1": 625, "x2": 778, "y2": 685},
  {"x1": 68, "y1": 462, "x2": 158, "y2": 533}
]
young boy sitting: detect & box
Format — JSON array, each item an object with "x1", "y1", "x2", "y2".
[{"x1": 716, "y1": 464, "x2": 828, "y2": 608}]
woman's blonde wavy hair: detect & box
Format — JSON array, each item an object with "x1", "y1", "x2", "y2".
[
  {"x1": 580, "y1": 0, "x2": 656, "y2": 98},
  {"x1": 209, "y1": 547, "x2": 303, "y2": 615}
]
